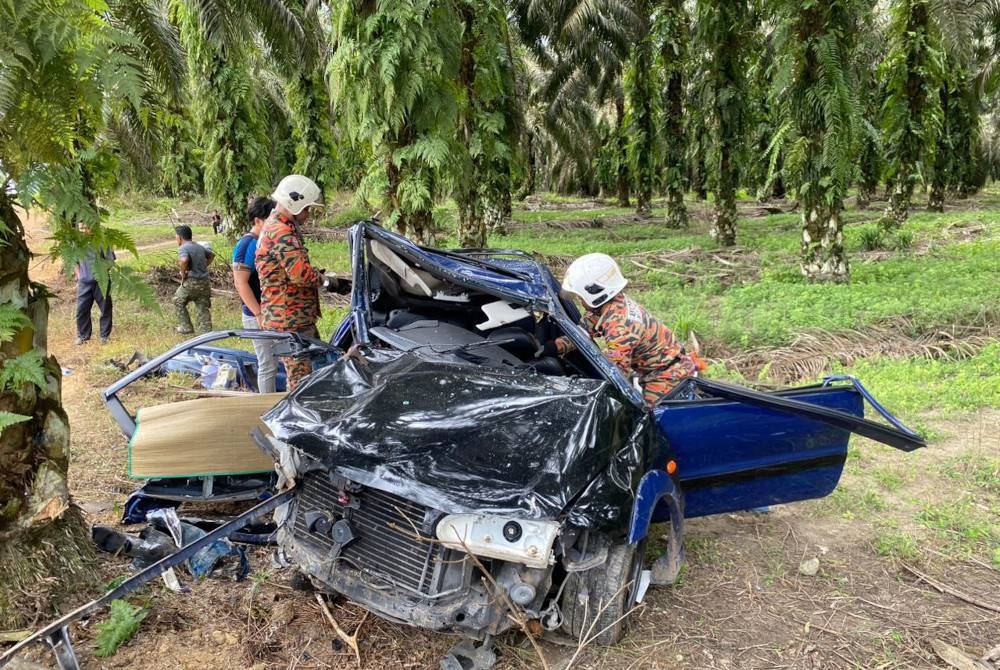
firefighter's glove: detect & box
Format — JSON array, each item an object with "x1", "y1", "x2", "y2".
[
  {"x1": 535, "y1": 340, "x2": 559, "y2": 359},
  {"x1": 322, "y1": 275, "x2": 352, "y2": 295}
]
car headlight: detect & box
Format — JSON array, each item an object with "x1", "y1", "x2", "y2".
[{"x1": 436, "y1": 514, "x2": 559, "y2": 569}]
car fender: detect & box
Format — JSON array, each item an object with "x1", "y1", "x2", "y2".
[{"x1": 627, "y1": 469, "x2": 683, "y2": 545}]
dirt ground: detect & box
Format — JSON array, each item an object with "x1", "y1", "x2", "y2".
[{"x1": 9, "y1": 212, "x2": 1000, "y2": 670}]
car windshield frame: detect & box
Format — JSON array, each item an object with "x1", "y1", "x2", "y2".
[{"x1": 335, "y1": 221, "x2": 644, "y2": 407}]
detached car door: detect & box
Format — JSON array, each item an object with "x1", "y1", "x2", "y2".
[{"x1": 653, "y1": 377, "x2": 925, "y2": 518}]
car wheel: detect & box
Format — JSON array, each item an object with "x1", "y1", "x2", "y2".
[{"x1": 559, "y1": 535, "x2": 647, "y2": 646}]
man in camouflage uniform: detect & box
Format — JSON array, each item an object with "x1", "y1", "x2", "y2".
[
  {"x1": 539, "y1": 253, "x2": 703, "y2": 406},
  {"x1": 173, "y1": 225, "x2": 215, "y2": 334},
  {"x1": 256, "y1": 175, "x2": 325, "y2": 390}
]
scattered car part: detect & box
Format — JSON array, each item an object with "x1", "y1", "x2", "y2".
[
  {"x1": 440, "y1": 638, "x2": 496, "y2": 670},
  {"x1": 0, "y1": 490, "x2": 294, "y2": 670}
]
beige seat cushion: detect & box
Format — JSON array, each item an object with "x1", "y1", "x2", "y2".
[{"x1": 128, "y1": 393, "x2": 285, "y2": 478}]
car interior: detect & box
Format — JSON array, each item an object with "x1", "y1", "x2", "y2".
[{"x1": 357, "y1": 240, "x2": 603, "y2": 379}]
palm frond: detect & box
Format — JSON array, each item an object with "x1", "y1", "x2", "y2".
[
  {"x1": 110, "y1": 0, "x2": 186, "y2": 100},
  {"x1": 242, "y1": 0, "x2": 306, "y2": 66},
  {"x1": 929, "y1": 0, "x2": 979, "y2": 63}
]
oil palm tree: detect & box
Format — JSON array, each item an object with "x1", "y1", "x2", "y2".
[
  {"x1": 0, "y1": 0, "x2": 149, "y2": 629},
  {"x1": 879, "y1": 0, "x2": 945, "y2": 227},
  {"x1": 694, "y1": 0, "x2": 751, "y2": 246},
  {"x1": 174, "y1": 0, "x2": 306, "y2": 232},
  {"x1": 769, "y1": 0, "x2": 863, "y2": 282},
  {"x1": 330, "y1": 0, "x2": 463, "y2": 241}
]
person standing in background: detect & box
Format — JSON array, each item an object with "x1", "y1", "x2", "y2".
[
  {"x1": 233, "y1": 197, "x2": 279, "y2": 393},
  {"x1": 256, "y1": 174, "x2": 324, "y2": 390},
  {"x1": 173, "y1": 224, "x2": 215, "y2": 334},
  {"x1": 74, "y1": 222, "x2": 115, "y2": 345}
]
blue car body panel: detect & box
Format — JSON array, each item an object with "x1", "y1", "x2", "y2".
[{"x1": 653, "y1": 387, "x2": 859, "y2": 519}]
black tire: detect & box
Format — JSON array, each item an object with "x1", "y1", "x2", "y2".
[{"x1": 559, "y1": 535, "x2": 646, "y2": 646}]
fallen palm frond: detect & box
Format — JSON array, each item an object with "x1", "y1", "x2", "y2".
[
  {"x1": 535, "y1": 246, "x2": 762, "y2": 288},
  {"x1": 301, "y1": 226, "x2": 350, "y2": 241},
  {"x1": 627, "y1": 247, "x2": 762, "y2": 287},
  {"x1": 725, "y1": 317, "x2": 1000, "y2": 385}
]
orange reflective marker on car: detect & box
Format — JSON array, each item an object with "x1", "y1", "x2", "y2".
[{"x1": 666, "y1": 460, "x2": 677, "y2": 474}]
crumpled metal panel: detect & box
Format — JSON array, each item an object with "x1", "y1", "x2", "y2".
[{"x1": 262, "y1": 350, "x2": 655, "y2": 531}]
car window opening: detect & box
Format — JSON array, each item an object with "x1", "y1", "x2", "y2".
[{"x1": 364, "y1": 240, "x2": 602, "y2": 379}]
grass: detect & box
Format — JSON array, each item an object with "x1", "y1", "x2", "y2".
[
  {"x1": 839, "y1": 342, "x2": 1000, "y2": 416},
  {"x1": 944, "y1": 453, "x2": 1000, "y2": 494},
  {"x1": 488, "y1": 200, "x2": 1000, "y2": 352},
  {"x1": 93, "y1": 599, "x2": 147, "y2": 657},
  {"x1": 917, "y1": 500, "x2": 998, "y2": 553},
  {"x1": 874, "y1": 527, "x2": 921, "y2": 560},
  {"x1": 820, "y1": 485, "x2": 888, "y2": 520}
]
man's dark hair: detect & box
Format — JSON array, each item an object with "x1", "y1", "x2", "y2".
[
  {"x1": 174, "y1": 225, "x2": 193, "y2": 241},
  {"x1": 247, "y1": 197, "x2": 277, "y2": 223}
]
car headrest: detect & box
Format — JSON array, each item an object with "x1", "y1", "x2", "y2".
[
  {"x1": 486, "y1": 327, "x2": 539, "y2": 359},
  {"x1": 527, "y1": 357, "x2": 564, "y2": 376}
]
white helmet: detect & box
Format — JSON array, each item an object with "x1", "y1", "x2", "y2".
[
  {"x1": 562, "y1": 253, "x2": 628, "y2": 308},
  {"x1": 271, "y1": 174, "x2": 323, "y2": 216}
]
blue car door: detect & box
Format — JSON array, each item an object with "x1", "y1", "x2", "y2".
[{"x1": 653, "y1": 378, "x2": 924, "y2": 518}]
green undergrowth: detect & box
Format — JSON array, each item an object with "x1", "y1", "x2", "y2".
[
  {"x1": 916, "y1": 499, "x2": 999, "y2": 559},
  {"x1": 838, "y1": 343, "x2": 1000, "y2": 416},
  {"x1": 644, "y1": 237, "x2": 1000, "y2": 348},
  {"x1": 93, "y1": 599, "x2": 147, "y2": 657}
]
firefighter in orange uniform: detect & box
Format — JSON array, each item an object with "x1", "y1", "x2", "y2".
[
  {"x1": 255, "y1": 175, "x2": 325, "y2": 390},
  {"x1": 539, "y1": 253, "x2": 704, "y2": 406}
]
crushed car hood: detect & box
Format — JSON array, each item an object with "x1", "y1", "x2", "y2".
[{"x1": 262, "y1": 350, "x2": 657, "y2": 528}]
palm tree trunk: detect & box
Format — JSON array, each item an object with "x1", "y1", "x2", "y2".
[
  {"x1": 485, "y1": 165, "x2": 512, "y2": 237},
  {"x1": 856, "y1": 184, "x2": 872, "y2": 210},
  {"x1": 290, "y1": 66, "x2": 337, "y2": 197},
  {"x1": 456, "y1": 5, "x2": 486, "y2": 248},
  {"x1": 927, "y1": 182, "x2": 945, "y2": 212},
  {"x1": 458, "y1": 199, "x2": 486, "y2": 247},
  {"x1": 631, "y1": 26, "x2": 654, "y2": 217},
  {"x1": 883, "y1": 180, "x2": 911, "y2": 229},
  {"x1": 662, "y1": 0, "x2": 688, "y2": 229},
  {"x1": 386, "y1": 150, "x2": 406, "y2": 235},
  {"x1": 665, "y1": 188, "x2": 687, "y2": 229},
  {"x1": 711, "y1": 146, "x2": 737, "y2": 246},
  {"x1": 614, "y1": 95, "x2": 630, "y2": 208},
  {"x1": 521, "y1": 131, "x2": 536, "y2": 199},
  {"x1": 0, "y1": 193, "x2": 95, "y2": 629},
  {"x1": 800, "y1": 194, "x2": 849, "y2": 283}
]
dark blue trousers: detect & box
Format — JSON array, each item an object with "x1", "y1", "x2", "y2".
[{"x1": 76, "y1": 279, "x2": 113, "y2": 340}]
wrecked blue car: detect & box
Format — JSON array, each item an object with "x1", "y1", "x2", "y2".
[
  {"x1": 254, "y1": 221, "x2": 924, "y2": 647},
  {"x1": 110, "y1": 221, "x2": 926, "y2": 649}
]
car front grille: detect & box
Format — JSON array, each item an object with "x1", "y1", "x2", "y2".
[{"x1": 293, "y1": 471, "x2": 444, "y2": 596}]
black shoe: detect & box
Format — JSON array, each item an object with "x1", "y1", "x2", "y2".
[
  {"x1": 100, "y1": 336, "x2": 110, "y2": 344},
  {"x1": 74, "y1": 336, "x2": 89, "y2": 345}
]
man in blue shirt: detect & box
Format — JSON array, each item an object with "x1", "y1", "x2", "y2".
[
  {"x1": 233, "y1": 197, "x2": 278, "y2": 392},
  {"x1": 75, "y1": 222, "x2": 115, "y2": 345}
]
